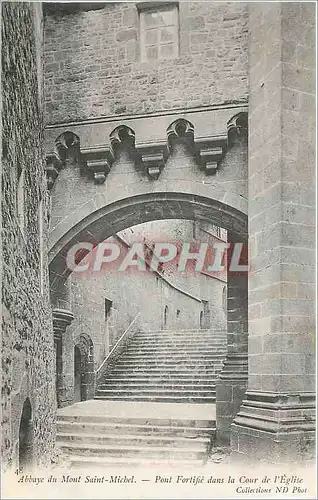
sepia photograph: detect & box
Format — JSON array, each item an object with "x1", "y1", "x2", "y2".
[{"x1": 1, "y1": 1, "x2": 316, "y2": 498}]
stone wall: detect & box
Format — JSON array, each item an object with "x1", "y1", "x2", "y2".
[
  {"x1": 43, "y1": 1, "x2": 248, "y2": 123},
  {"x1": 1, "y1": 2, "x2": 55, "y2": 470},
  {"x1": 231, "y1": 2, "x2": 316, "y2": 463}
]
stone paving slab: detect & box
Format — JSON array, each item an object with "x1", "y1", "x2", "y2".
[{"x1": 57, "y1": 400, "x2": 216, "y2": 421}]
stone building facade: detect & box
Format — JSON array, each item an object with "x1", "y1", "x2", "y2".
[
  {"x1": 43, "y1": 2, "x2": 248, "y2": 121},
  {"x1": 1, "y1": 0, "x2": 316, "y2": 470}
]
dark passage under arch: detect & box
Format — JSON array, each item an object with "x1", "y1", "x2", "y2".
[
  {"x1": 74, "y1": 333, "x2": 95, "y2": 402},
  {"x1": 19, "y1": 398, "x2": 33, "y2": 471}
]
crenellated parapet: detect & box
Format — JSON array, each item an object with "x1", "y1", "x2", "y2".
[{"x1": 45, "y1": 108, "x2": 248, "y2": 189}]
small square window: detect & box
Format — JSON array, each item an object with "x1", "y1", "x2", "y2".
[{"x1": 140, "y1": 4, "x2": 179, "y2": 62}]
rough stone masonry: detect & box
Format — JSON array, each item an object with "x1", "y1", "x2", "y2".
[{"x1": 2, "y1": 2, "x2": 56, "y2": 470}]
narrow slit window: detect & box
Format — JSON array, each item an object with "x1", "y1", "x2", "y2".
[
  {"x1": 105, "y1": 298, "x2": 113, "y2": 321},
  {"x1": 17, "y1": 167, "x2": 25, "y2": 233},
  {"x1": 38, "y1": 199, "x2": 44, "y2": 295}
]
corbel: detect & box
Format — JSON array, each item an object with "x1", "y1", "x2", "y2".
[
  {"x1": 80, "y1": 145, "x2": 115, "y2": 184},
  {"x1": 194, "y1": 134, "x2": 228, "y2": 175},
  {"x1": 52, "y1": 308, "x2": 74, "y2": 341},
  {"x1": 135, "y1": 141, "x2": 170, "y2": 180}
]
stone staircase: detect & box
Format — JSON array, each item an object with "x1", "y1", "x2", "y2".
[
  {"x1": 96, "y1": 329, "x2": 227, "y2": 403},
  {"x1": 56, "y1": 403, "x2": 216, "y2": 468},
  {"x1": 56, "y1": 329, "x2": 227, "y2": 467}
]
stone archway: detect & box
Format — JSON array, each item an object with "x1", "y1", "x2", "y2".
[
  {"x1": 74, "y1": 333, "x2": 95, "y2": 402},
  {"x1": 18, "y1": 398, "x2": 33, "y2": 472},
  {"x1": 48, "y1": 111, "x2": 249, "y2": 444},
  {"x1": 74, "y1": 345, "x2": 82, "y2": 402},
  {"x1": 49, "y1": 192, "x2": 248, "y2": 443}
]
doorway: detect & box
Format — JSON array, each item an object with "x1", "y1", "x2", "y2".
[
  {"x1": 18, "y1": 398, "x2": 33, "y2": 472},
  {"x1": 74, "y1": 345, "x2": 82, "y2": 402},
  {"x1": 163, "y1": 305, "x2": 169, "y2": 329},
  {"x1": 74, "y1": 334, "x2": 95, "y2": 401}
]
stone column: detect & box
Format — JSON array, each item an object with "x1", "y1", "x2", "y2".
[
  {"x1": 216, "y1": 232, "x2": 248, "y2": 445},
  {"x1": 53, "y1": 308, "x2": 74, "y2": 407},
  {"x1": 50, "y1": 265, "x2": 72, "y2": 311},
  {"x1": 231, "y1": 3, "x2": 315, "y2": 462}
]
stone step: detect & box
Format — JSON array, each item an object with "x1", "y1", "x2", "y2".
[
  {"x1": 115, "y1": 361, "x2": 224, "y2": 368},
  {"x1": 68, "y1": 455, "x2": 203, "y2": 468},
  {"x1": 101, "y1": 376, "x2": 218, "y2": 384},
  {"x1": 96, "y1": 388, "x2": 216, "y2": 397},
  {"x1": 119, "y1": 353, "x2": 226, "y2": 360},
  {"x1": 133, "y1": 336, "x2": 226, "y2": 343},
  {"x1": 128, "y1": 343, "x2": 227, "y2": 350},
  {"x1": 107, "y1": 370, "x2": 221, "y2": 378},
  {"x1": 114, "y1": 361, "x2": 223, "y2": 368},
  {"x1": 56, "y1": 399, "x2": 215, "y2": 466},
  {"x1": 116, "y1": 356, "x2": 224, "y2": 369},
  {"x1": 57, "y1": 432, "x2": 210, "y2": 449},
  {"x1": 94, "y1": 395, "x2": 215, "y2": 403},
  {"x1": 133, "y1": 336, "x2": 225, "y2": 342},
  {"x1": 111, "y1": 366, "x2": 222, "y2": 373},
  {"x1": 58, "y1": 442, "x2": 206, "y2": 461},
  {"x1": 125, "y1": 347, "x2": 227, "y2": 353},
  {"x1": 98, "y1": 383, "x2": 216, "y2": 391},
  {"x1": 109, "y1": 368, "x2": 223, "y2": 376},
  {"x1": 135, "y1": 329, "x2": 225, "y2": 335},
  {"x1": 56, "y1": 421, "x2": 215, "y2": 438},
  {"x1": 130, "y1": 335, "x2": 227, "y2": 340},
  {"x1": 57, "y1": 414, "x2": 215, "y2": 428},
  {"x1": 103, "y1": 371, "x2": 221, "y2": 379}
]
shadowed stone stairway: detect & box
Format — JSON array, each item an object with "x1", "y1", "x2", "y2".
[
  {"x1": 96, "y1": 329, "x2": 227, "y2": 403},
  {"x1": 56, "y1": 329, "x2": 227, "y2": 467}
]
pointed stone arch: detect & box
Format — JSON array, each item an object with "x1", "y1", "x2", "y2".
[
  {"x1": 167, "y1": 118, "x2": 195, "y2": 144},
  {"x1": 18, "y1": 398, "x2": 33, "y2": 472},
  {"x1": 227, "y1": 112, "x2": 248, "y2": 146},
  {"x1": 110, "y1": 125, "x2": 135, "y2": 153},
  {"x1": 55, "y1": 130, "x2": 80, "y2": 159}
]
